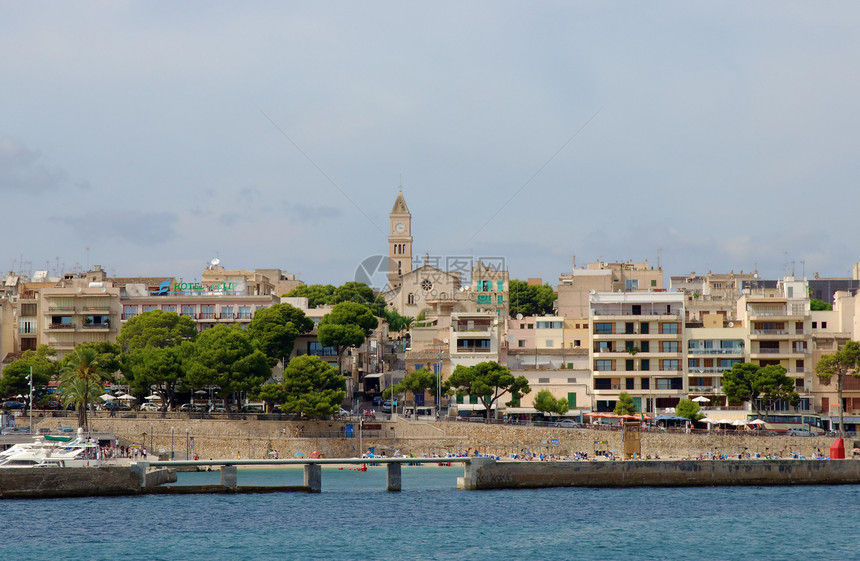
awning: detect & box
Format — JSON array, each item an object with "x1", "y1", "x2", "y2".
[
  {"x1": 451, "y1": 403, "x2": 497, "y2": 411},
  {"x1": 363, "y1": 373, "x2": 385, "y2": 379},
  {"x1": 504, "y1": 407, "x2": 538, "y2": 414}
]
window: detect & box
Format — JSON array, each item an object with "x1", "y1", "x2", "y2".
[
  {"x1": 201, "y1": 305, "x2": 215, "y2": 319},
  {"x1": 519, "y1": 324, "x2": 524, "y2": 329},
  {"x1": 497, "y1": 295, "x2": 503, "y2": 305},
  {"x1": 626, "y1": 378, "x2": 635, "y2": 390},
  {"x1": 625, "y1": 279, "x2": 639, "y2": 290},
  {"x1": 719, "y1": 359, "x2": 740, "y2": 369},
  {"x1": 221, "y1": 306, "x2": 233, "y2": 318},
  {"x1": 567, "y1": 393, "x2": 576, "y2": 408},
  {"x1": 594, "y1": 379, "x2": 612, "y2": 390},
  {"x1": 662, "y1": 341, "x2": 679, "y2": 353},
  {"x1": 640, "y1": 359, "x2": 650, "y2": 371},
  {"x1": 238, "y1": 306, "x2": 251, "y2": 319},
  {"x1": 573, "y1": 340, "x2": 581, "y2": 347},
  {"x1": 595, "y1": 360, "x2": 613, "y2": 371},
  {"x1": 822, "y1": 322, "x2": 827, "y2": 329},
  {"x1": 497, "y1": 280, "x2": 504, "y2": 291},
  {"x1": 567, "y1": 377, "x2": 576, "y2": 383},
  {"x1": 123, "y1": 306, "x2": 138, "y2": 318},
  {"x1": 18, "y1": 319, "x2": 37, "y2": 334},
  {"x1": 650, "y1": 279, "x2": 657, "y2": 287},
  {"x1": 595, "y1": 323, "x2": 612, "y2": 334},
  {"x1": 661, "y1": 323, "x2": 678, "y2": 334},
  {"x1": 597, "y1": 341, "x2": 612, "y2": 352},
  {"x1": 21, "y1": 303, "x2": 37, "y2": 316},
  {"x1": 545, "y1": 340, "x2": 554, "y2": 347},
  {"x1": 688, "y1": 359, "x2": 698, "y2": 368},
  {"x1": 811, "y1": 322, "x2": 817, "y2": 328},
  {"x1": 527, "y1": 324, "x2": 533, "y2": 329},
  {"x1": 421, "y1": 279, "x2": 433, "y2": 291},
  {"x1": 640, "y1": 322, "x2": 649, "y2": 334},
  {"x1": 640, "y1": 341, "x2": 649, "y2": 352},
  {"x1": 407, "y1": 293, "x2": 415, "y2": 305},
  {"x1": 625, "y1": 322, "x2": 635, "y2": 334},
  {"x1": 181, "y1": 305, "x2": 195, "y2": 317},
  {"x1": 163, "y1": 305, "x2": 177, "y2": 313},
  {"x1": 661, "y1": 360, "x2": 679, "y2": 371},
  {"x1": 538, "y1": 378, "x2": 550, "y2": 384},
  {"x1": 307, "y1": 341, "x2": 337, "y2": 356},
  {"x1": 625, "y1": 359, "x2": 634, "y2": 371},
  {"x1": 477, "y1": 294, "x2": 491, "y2": 305},
  {"x1": 143, "y1": 305, "x2": 158, "y2": 312},
  {"x1": 641, "y1": 378, "x2": 650, "y2": 389},
  {"x1": 517, "y1": 340, "x2": 526, "y2": 348}
]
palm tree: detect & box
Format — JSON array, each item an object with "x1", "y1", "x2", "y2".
[{"x1": 59, "y1": 346, "x2": 109, "y2": 431}]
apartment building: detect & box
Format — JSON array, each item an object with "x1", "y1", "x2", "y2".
[
  {"x1": 473, "y1": 261, "x2": 509, "y2": 319},
  {"x1": 557, "y1": 260, "x2": 663, "y2": 318},
  {"x1": 589, "y1": 292, "x2": 685, "y2": 414},
  {"x1": 735, "y1": 276, "x2": 813, "y2": 409}
]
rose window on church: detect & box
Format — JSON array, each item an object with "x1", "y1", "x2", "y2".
[{"x1": 421, "y1": 279, "x2": 433, "y2": 292}]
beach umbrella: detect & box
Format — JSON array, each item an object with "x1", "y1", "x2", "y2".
[
  {"x1": 293, "y1": 452, "x2": 304, "y2": 456},
  {"x1": 309, "y1": 451, "x2": 323, "y2": 458},
  {"x1": 701, "y1": 417, "x2": 720, "y2": 424},
  {"x1": 692, "y1": 396, "x2": 710, "y2": 403},
  {"x1": 145, "y1": 395, "x2": 161, "y2": 400},
  {"x1": 748, "y1": 419, "x2": 765, "y2": 426},
  {"x1": 99, "y1": 394, "x2": 116, "y2": 402},
  {"x1": 732, "y1": 419, "x2": 748, "y2": 426},
  {"x1": 118, "y1": 394, "x2": 136, "y2": 401}
]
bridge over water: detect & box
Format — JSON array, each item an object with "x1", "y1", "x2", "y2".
[{"x1": 138, "y1": 457, "x2": 473, "y2": 492}]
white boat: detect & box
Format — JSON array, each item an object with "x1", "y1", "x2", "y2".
[{"x1": 0, "y1": 429, "x2": 108, "y2": 468}]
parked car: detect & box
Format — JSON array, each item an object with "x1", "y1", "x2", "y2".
[
  {"x1": 210, "y1": 405, "x2": 226, "y2": 413},
  {"x1": 140, "y1": 403, "x2": 160, "y2": 412},
  {"x1": 180, "y1": 403, "x2": 206, "y2": 412},
  {"x1": 1, "y1": 400, "x2": 24, "y2": 410},
  {"x1": 382, "y1": 400, "x2": 392, "y2": 413},
  {"x1": 787, "y1": 428, "x2": 814, "y2": 437},
  {"x1": 337, "y1": 408, "x2": 350, "y2": 417},
  {"x1": 371, "y1": 396, "x2": 383, "y2": 406},
  {"x1": 241, "y1": 405, "x2": 264, "y2": 413},
  {"x1": 553, "y1": 419, "x2": 583, "y2": 428},
  {"x1": 102, "y1": 401, "x2": 129, "y2": 411}
]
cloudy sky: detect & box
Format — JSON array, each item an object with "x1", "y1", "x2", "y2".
[{"x1": 2, "y1": 2, "x2": 859, "y2": 289}]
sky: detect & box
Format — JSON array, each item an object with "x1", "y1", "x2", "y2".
[{"x1": 2, "y1": 2, "x2": 859, "y2": 290}]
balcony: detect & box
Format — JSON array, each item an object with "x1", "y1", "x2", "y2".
[
  {"x1": 687, "y1": 349, "x2": 743, "y2": 355},
  {"x1": 48, "y1": 323, "x2": 76, "y2": 330},
  {"x1": 82, "y1": 323, "x2": 112, "y2": 330},
  {"x1": 751, "y1": 329, "x2": 788, "y2": 335}
]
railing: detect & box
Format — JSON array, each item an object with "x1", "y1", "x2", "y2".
[
  {"x1": 82, "y1": 323, "x2": 111, "y2": 329},
  {"x1": 756, "y1": 349, "x2": 781, "y2": 354},
  {"x1": 48, "y1": 323, "x2": 75, "y2": 330},
  {"x1": 455, "y1": 347, "x2": 493, "y2": 353},
  {"x1": 687, "y1": 349, "x2": 743, "y2": 355},
  {"x1": 751, "y1": 329, "x2": 788, "y2": 335},
  {"x1": 197, "y1": 313, "x2": 217, "y2": 319}
]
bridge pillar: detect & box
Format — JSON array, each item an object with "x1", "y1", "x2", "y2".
[
  {"x1": 221, "y1": 465, "x2": 237, "y2": 488},
  {"x1": 304, "y1": 463, "x2": 321, "y2": 492},
  {"x1": 386, "y1": 462, "x2": 402, "y2": 492},
  {"x1": 131, "y1": 462, "x2": 149, "y2": 487}
]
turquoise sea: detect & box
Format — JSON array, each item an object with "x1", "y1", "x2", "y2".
[{"x1": 4, "y1": 466, "x2": 859, "y2": 561}]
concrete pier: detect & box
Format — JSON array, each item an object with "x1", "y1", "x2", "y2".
[
  {"x1": 457, "y1": 458, "x2": 860, "y2": 489},
  {"x1": 221, "y1": 465, "x2": 237, "y2": 487},
  {"x1": 303, "y1": 463, "x2": 321, "y2": 492}
]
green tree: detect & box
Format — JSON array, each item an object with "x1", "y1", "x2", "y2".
[
  {"x1": 815, "y1": 340, "x2": 860, "y2": 438},
  {"x1": 675, "y1": 398, "x2": 703, "y2": 421},
  {"x1": 117, "y1": 309, "x2": 197, "y2": 350},
  {"x1": 184, "y1": 325, "x2": 271, "y2": 411},
  {"x1": 0, "y1": 345, "x2": 58, "y2": 399},
  {"x1": 444, "y1": 361, "x2": 530, "y2": 420},
  {"x1": 66, "y1": 341, "x2": 121, "y2": 375},
  {"x1": 722, "y1": 362, "x2": 799, "y2": 417},
  {"x1": 810, "y1": 298, "x2": 832, "y2": 311},
  {"x1": 614, "y1": 391, "x2": 637, "y2": 415},
  {"x1": 533, "y1": 389, "x2": 569, "y2": 420},
  {"x1": 58, "y1": 346, "x2": 111, "y2": 429},
  {"x1": 260, "y1": 355, "x2": 346, "y2": 417},
  {"x1": 247, "y1": 303, "x2": 313, "y2": 366},
  {"x1": 122, "y1": 344, "x2": 191, "y2": 411},
  {"x1": 317, "y1": 301, "x2": 378, "y2": 375},
  {"x1": 509, "y1": 280, "x2": 556, "y2": 318},
  {"x1": 385, "y1": 367, "x2": 437, "y2": 405},
  {"x1": 284, "y1": 283, "x2": 337, "y2": 307}
]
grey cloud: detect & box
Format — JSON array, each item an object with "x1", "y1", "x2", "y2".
[
  {"x1": 283, "y1": 201, "x2": 341, "y2": 223},
  {"x1": 0, "y1": 138, "x2": 69, "y2": 194},
  {"x1": 56, "y1": 211, "x2": 179, "y2": 245}
]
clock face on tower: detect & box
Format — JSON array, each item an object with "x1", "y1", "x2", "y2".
[{"x1": 394, "y1": 223, "x2": 405, "y2": 233}]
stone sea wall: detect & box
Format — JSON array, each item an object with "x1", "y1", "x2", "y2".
[{"x1": 35, "y1": 417, "x2": 847, "y2": 460}]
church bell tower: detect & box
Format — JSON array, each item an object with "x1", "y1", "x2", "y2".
[{"x1": 388, "y1": 190, "x2": 413, "y2": 290}]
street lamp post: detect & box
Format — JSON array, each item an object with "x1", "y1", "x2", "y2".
[
  {"x1": 149, "y1": 423, "x2": 153, "y2": 453},
  {"x1": 28, "y1": 366, "x2": 34, "y2": 435},
  {"x1": 170, "y1": 426, "x2": 175, "y2": 460},
  {"x1": 436, "y1": 350, "x2": 443, "y2": 421},
  {"x1": 185, "y1": 428, "x2": 190, "y2": 460}
]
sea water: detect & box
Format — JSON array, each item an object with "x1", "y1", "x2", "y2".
[{"x1": 3, "y1": 466, "x2": 858, "y2": 561}]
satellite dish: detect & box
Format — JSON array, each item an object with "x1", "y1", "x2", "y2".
[
  {"x1": 210, "y1": 258, "x2": 220, "y2": 266},
  {"x1": 443, "y1": 338, "x2": 448, "y2": 344},
  {"x1": 728, "y1": 322, "x2": 734, "y2": 327},
  {"x1": 516, "y1": 313, "x2": 523, "y2": 320}
]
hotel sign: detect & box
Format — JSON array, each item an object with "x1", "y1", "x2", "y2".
[{"x1": 154, "y1": 279, "x2": 245, "y2": 296}]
